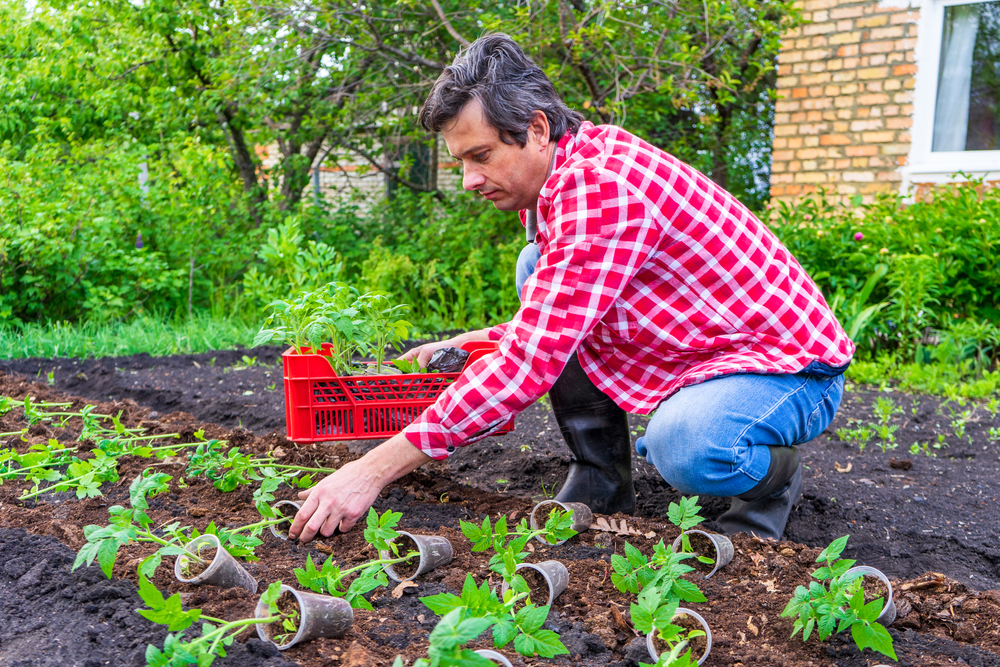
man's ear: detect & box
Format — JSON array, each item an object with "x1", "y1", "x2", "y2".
[{"x1": 529, "y1": 110, "x2": 550, "y2": 150}]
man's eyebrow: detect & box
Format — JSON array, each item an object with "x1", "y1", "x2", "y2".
[{"x1": 451, "y1": 144, "x2": 492, "y2": 159}]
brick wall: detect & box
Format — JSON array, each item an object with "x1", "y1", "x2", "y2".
[{"x1": 769, "y1": 0, "x2": 920, "y2": 203}]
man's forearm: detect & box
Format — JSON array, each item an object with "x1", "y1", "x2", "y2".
[{"x1": 361, "y1": 432, "x2": 433, "y2": 486}]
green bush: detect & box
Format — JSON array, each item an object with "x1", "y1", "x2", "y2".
[{"x1": 769, "y1": 182, "x2": 1000, "y2": 369}]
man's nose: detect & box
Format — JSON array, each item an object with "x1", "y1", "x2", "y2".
[{"x1": 463, "y1": 168, "x2": 486, "y2": 191}]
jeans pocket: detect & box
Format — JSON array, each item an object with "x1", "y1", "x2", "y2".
[{"x1": 802, "y1": 375, "x2": 844, "y2": 442}]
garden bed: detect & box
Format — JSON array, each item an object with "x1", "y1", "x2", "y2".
[{"x1": 1, "y1": 351, "x2": 999, "y2": 666}]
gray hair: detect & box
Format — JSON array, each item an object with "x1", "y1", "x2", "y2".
[{"x1": 419, "y1": 34, "x2": 583, "y2": 146}]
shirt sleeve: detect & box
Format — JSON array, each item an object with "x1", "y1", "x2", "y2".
[{"x1": 402, "y1": 167, "x2": 663, "y2": 459}]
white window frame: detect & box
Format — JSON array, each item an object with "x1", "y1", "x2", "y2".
[{"x1": 903, "y1": 0, "x2": 1000, "y2": 192}]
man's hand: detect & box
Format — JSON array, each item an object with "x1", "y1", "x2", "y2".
[
  {"x1": 401, "y1": 329, "x2": 491, "y2": 369},
  {"x1": 288, "y1": 433, "x2": 431, "y2": 543}
]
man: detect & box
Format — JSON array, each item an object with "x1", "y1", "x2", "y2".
[{"x1": 288, "y1": 33, "x2": 853, "y2": 544}]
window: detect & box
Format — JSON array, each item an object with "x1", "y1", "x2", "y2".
[
  {"x1": 932, "y1": 1, "x2": 1000, "y2": 151},
  {"x1": 904, "y1": 0, "x2": 1000, "y2": 190}
]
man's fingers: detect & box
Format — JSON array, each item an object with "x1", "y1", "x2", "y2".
[
  {"x1": 288, "y1": 493, "x2": 320, "y2": 541},
  {"x1": 297, "y1": 488, "x2": 313, "y2": 499}
]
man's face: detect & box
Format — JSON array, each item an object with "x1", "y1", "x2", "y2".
[{"x1": 440, "y1": 98, "x2": 553, "y2": 212}]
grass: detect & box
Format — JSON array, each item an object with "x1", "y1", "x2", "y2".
[
  {"x1": 0, "y1": 312, "x2": 258, "y2": 359},
  {"x1": 847, "y1": 358, "x2": 1000, "y2": 399}
]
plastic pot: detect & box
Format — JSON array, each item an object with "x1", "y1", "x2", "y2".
[
  {"x1": 380, "y1": 532, "x2": 454, "y2": 582},
  {"x1": 646, "y1": 607, "x2": 713, "y2": 665},
  {"x1": 255, "y1": 584, "x2": 353, "y2": 649},
  {"x1": 174, "y1": 534, "x2": 258, "y2": 593},
  {"x1": 529, "y1": 500, "x2": 593, "y2": 545},
  {"x1": 500, "y1": 560, "x2": 570, "y2": 608},
  {"x1": 268, "y1": 501, "x2": 302, "y2": 540},
  {"x1": 844, "y1": 565, "x2": 897, "y2": 626},
  {"x1": 671, "y1": 530, "x2": 734, "y2": 579},
  {"x1": 474, "y1": 649, "x2": 513, "y2": 666}
]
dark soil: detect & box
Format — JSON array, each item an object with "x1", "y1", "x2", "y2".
[
  {"x1": 4, "y1": 348, "x2": 998, "y2": 592},
  {"x1": 391, "y1": 535, "x2": 420, "y2": 580},
  {"x1": 0, "y1": 348, "x2": 999, "y2": 666}
]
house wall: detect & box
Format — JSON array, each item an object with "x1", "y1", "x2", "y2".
[{"x1": 769, "y1": 0, "x2": 921, "y2": 203}]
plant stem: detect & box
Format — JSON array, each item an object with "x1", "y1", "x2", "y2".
[
  {"x1": 120, "y1": 433, "x2": 181, "y2": 443},
  {"x1": 338, "y1": 551, "x2": 417, "y2": 580},
  {"x1": 228, "y1": 516, "x2": 291, "y2": 534},
  {"x1": 195, "y1": 615, "x2": 283, "y2": 656},
  {"x1": 255, "y1": 462, "x2": 338, "y2": 474},
  {"x1": 0, "y1": 430, "x2": 27, "y2": 438}
]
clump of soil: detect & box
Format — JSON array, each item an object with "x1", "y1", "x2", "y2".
[
  {"x1": 684, "y1": 532, "x2": 718, "y2": 575},
  {"x1": 264, "y1": 591, "x2": 302, "y2": 646},
  {"x1": 389, "y1": 534, "x2": 420, "y2": 580},
  {"x1": 0, "y1": 367, "x2": 999, "y2": 666},
  {"x1": 650, "y1": 611, "x2": 710, "y2": 661},
  {"x1": 180, "y1": 544, "x2": 218, "y2": 579},
  {"x1": 521, "y1": 566, "x2": 552, "y2": 606},
  {"x1": 861, "y1": 574, "x2": 891, "y2": 606}
]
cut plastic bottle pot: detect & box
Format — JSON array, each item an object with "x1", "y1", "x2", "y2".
[
  {"x1": 269, "y1": 501, "x2": 302, "y2": 540},
  {"x1": 500, "y1": 560, "x2": 570, "y2": 608},
  {"x1": 529, "y1": 500, "x2": 593, "y2": 545},
  {"x1": 671, "y1": 529, "x2": 734, "y2": 579},
  {"x1": 646, "y1": 607, "x2": 713, "y2": 666},
  {"x1": 255, "y1": 584, "x2": 353, "y2": 649},
  {"x1": 380, "y1": 532, "x2": 454, "y2": 582},
  {"x1": 474, "y1": 649, "x2": 514, "y2": 666},
  {"x1": 844, "y1": 565, "x2": 897, "y2": 626},
  {"x1": 174, "y1": 533, "x2": 258, "y2": 593}
]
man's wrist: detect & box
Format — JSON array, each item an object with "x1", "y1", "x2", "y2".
[{"x1": 360, "y1": 432, "x2": 432, "y2": 487}]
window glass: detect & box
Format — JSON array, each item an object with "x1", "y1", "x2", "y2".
[{"x1": 933, "y1": 1, "x2": 1000, "y2": 151}]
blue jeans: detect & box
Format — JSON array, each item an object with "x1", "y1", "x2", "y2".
[
  {"x1": 515, "y1": 241, "x2": 846, "y2": 498},
  {"x1": 636, "y1": 370, "x2": 844, "y2": 497},
  {"x1": 515, "y1": 242, "x2": 542, "y2": 299}
]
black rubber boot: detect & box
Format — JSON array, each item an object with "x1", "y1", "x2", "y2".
[
  {"x1": 716, "y1": 446, "x2": 802, "y2": 540},
  {"x1": 548, "y1": 353, "x2": 636, "y2": 515}
]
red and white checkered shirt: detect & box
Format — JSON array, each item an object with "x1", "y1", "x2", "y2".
[{"x1": 403, "y1": 122, "x2": 854, "y2": 460}]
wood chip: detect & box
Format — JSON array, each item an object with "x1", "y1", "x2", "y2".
[
  {"x1": 192, "y1": 361, "x2": 201, "y2": 368},
  {"x1": 509, "y1": 511, "x2": 518, "y2": 522},
  {"x1": 610, "y1": 605, "x2": 634, "y2": 634},
  {"x1": 835, "y1": 462, "x2": 853, "y2": 473},
  {"x1": 391, "y1": 581, "x2": 418, "y2": 599},
  {"x1": 272, "y1": 446, "x2": 287, "y2": 458},
  {"x1": 315, "y1": 542, "x2": 334, "y2": 555},
  {"x1": 760, "y1": 578, "x2": 779, "y2": 593},
  {"x1": 749, "y1": 552, "x2": 766, "y2": 567},
  {"x1": 645, "y1": 531, "x2": 657, "y2": 539},
  {"x1": 747, "y1": 616, "x2": 759, "y2": 636},
  {"x1": 738, "y1": 631, "x2": 747, "y2": 644},
  {"x1": 526, "y1": 542, "x2": 535, "y2": 553}
]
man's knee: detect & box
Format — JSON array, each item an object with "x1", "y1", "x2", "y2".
[{"x1": 638, "y1": 410, "x2": 722, "y2": 494}]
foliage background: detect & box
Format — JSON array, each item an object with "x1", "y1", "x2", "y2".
[{"x1": 1, "y1": 0, "x2": 795, "y2": 330}]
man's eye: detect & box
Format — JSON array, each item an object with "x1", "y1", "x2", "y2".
[{"x1": 475, "y1": 152, "x2": 489, "y2": 162}]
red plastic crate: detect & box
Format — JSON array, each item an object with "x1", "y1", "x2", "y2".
[{"x1": 283, "y1": 341, "x2": 514, "y2": 442}]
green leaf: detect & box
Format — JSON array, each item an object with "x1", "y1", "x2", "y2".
[
  {"x1": 851, "y1": 621, "x2": 897, "y2": 660},
  {"x1": 96, "y1": 536, "x2": 120, "y2": 579},
  {"x1": 817, "y1": 535, "x2": 850, "y2": 563}
]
